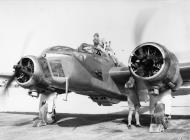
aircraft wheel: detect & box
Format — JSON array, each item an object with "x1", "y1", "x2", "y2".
[{"x1": 48, "y1": 108, "x2": 57, "y2": 124}]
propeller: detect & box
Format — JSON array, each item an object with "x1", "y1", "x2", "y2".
[
  {"x1": 2, "y1": 61, "x2": 22, "y2": 94},
  {"x1": 133, "y1": 8, "x2": 157, "y2": 46},
  {"x1": 3, "y1": 74, "x2": 16, "y2": 93},
  {"x1": 2, "y1": 33, "x2": 33, "y2": 95},
  {"x1": 129, "y1": 9, "x2": 159, "y2": 78}
]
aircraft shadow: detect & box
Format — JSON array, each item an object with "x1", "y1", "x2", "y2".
[
  {"x1": 2, "y1": 110, "x2": 190, "y2": 128},
  {"x1": 54, "y1": 106, "x2": 151, "y2": 127},
  {"x1": 55, "y1": 113, "x2": 151, "y2": 128}
]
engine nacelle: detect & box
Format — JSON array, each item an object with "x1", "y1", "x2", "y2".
[
  {"x1": 128, "y1": 42, "x2": 182, "y2": 91},
  {"x1": 15, "y1": 55, "x2": 45, "y2": 89}
]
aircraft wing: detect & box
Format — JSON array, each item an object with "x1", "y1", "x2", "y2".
[
  {"x1": 172, "y1": 87, "x2": 190, "y2": 96},
  {"x1": 165, "y1": 62, "x2": 190, "y2": 96},
  {"x1": 109, "y1": 66, "x2": 130, "y2": 86},
  {"x1": 0, "y1": 73, "x2": 13, "y2": 79},
  {"x1": 109, "y1": 63, "x2": 190, "y2": 88},
  {"x1": 179, "y1": 62, "x2": 190, "y2": 86}
]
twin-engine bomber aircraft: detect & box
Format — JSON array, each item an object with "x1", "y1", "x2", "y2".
[{"x1": 1, "y1": 42, "x2": 190, "y2": 128}]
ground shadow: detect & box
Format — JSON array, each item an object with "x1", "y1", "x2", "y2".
[
  {"x1": 55, "y1": 113, "x2": 127, "y2": 127},
  {"x1": 2, "y1": 111, "x2": 38, "y2": 115},
  {"x1": 2, "y1": 111, "x2": 190, "y2": 128}
]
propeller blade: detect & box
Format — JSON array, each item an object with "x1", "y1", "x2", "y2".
[
  {"x1": 3, "y1": 73, "x2": 16, "y2": 94},
  {"x1": 1, "y1": 33, "x2": 33, "y2": 97},
  {"x1": 20, "y1": 32, "x2": 33, "y2": 57},
  {"x1": 133, "y1": 8, "x2": 157, "y2": 46}
]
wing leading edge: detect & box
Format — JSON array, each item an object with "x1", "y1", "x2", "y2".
[
  {"x1": 179, "y1": 62, "x2": 190, "y2": 86},
  {"x1": 0, "y1": 73, "x2": 13, "y2": 79},
  {"x1": 109, "y1": 66, "x2": 130, "y2": 86}
]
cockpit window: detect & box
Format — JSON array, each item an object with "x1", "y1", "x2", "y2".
[
  {"x1": 38, "y1": 57, "x2": 51, "y2": 78},
  {"x1": 49, "y1": 60, "x2": 65, "y2": 77}
]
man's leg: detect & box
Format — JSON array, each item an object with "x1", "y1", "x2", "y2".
[
  {"x1": 135, "y1": 107, "x2": 141, "y2": 126},
  {"x1": 128, "y1": 109, "x2": 133, "y2": 129},
  {"x1": 128, "y1": 110, "x2": 133, "y2": 125},
  {"x1": 129, "y1": 90, "x2": 141, "y2": 127},
  {"x1": 127, "y1": 93, "x2": 135, "y2": 129}
]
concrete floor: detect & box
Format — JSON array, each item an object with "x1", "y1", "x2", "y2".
[
  {"x1": 0, "y1": 112, "x2": 190, "y2": 140},
  {"x1": 0, "y1": 88, "x2": 190, "y2": 140}
]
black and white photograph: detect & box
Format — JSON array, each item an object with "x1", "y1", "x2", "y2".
[{"x1": 0, "y1": 0, "x2": 190, "y2": 139}]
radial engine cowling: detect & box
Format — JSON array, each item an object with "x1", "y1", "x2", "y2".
[
  {"x1": 128, "y1": 42, "x2": 182, "y2": 90},
  {"x1": 14, "y1": 55, "x2": 44, "y2": 88}
]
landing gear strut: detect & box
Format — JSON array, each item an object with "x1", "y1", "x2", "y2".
[
  {"x1": 149, "y1": 103, "x2": 169, "y2": 132},
  {"x1": 32, "y1": 93, "x2": 57, "y2": 127},
  {"x1": 47, "y1": 94, "x2": 57, "y2": 124},
  {"x1": 149, "y1": 89, "x2": 172, "y2": 132}
]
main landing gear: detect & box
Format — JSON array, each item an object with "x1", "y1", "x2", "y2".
[
  {"x1": 33, "y1": 94, "x2": 57, "y2": 127},
  {"x1": 149, "y1": 89, "x2": 172, "y2": 132}
]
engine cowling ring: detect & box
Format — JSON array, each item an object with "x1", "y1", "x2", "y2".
[
  {"x1": 128, "y1": 42, "x2": 182, "y2": 91},
  {"x1": 15, "y1": 55, "x2": 42, "y2": 88},
  {"x1": 129, "y1": 42, "x2": 168, "y2": 81}
]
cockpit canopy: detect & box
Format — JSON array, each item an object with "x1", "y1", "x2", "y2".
[
  {"x1": 41, "y1": 46, "x2": 76, "y2": 56},
  {"x1": 78, "y1": 43, "x2": 107, "y2": 57},
  {"x1": 41, "y1": 43, "x2": 109, "y2": 58},
  {"x1": 78, "y1": 43, "x2": 94, "y2": 53}
]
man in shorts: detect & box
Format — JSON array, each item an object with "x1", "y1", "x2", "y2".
[{"x1": 125, "y1": 76, "x2": 141, "y2": 129}]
